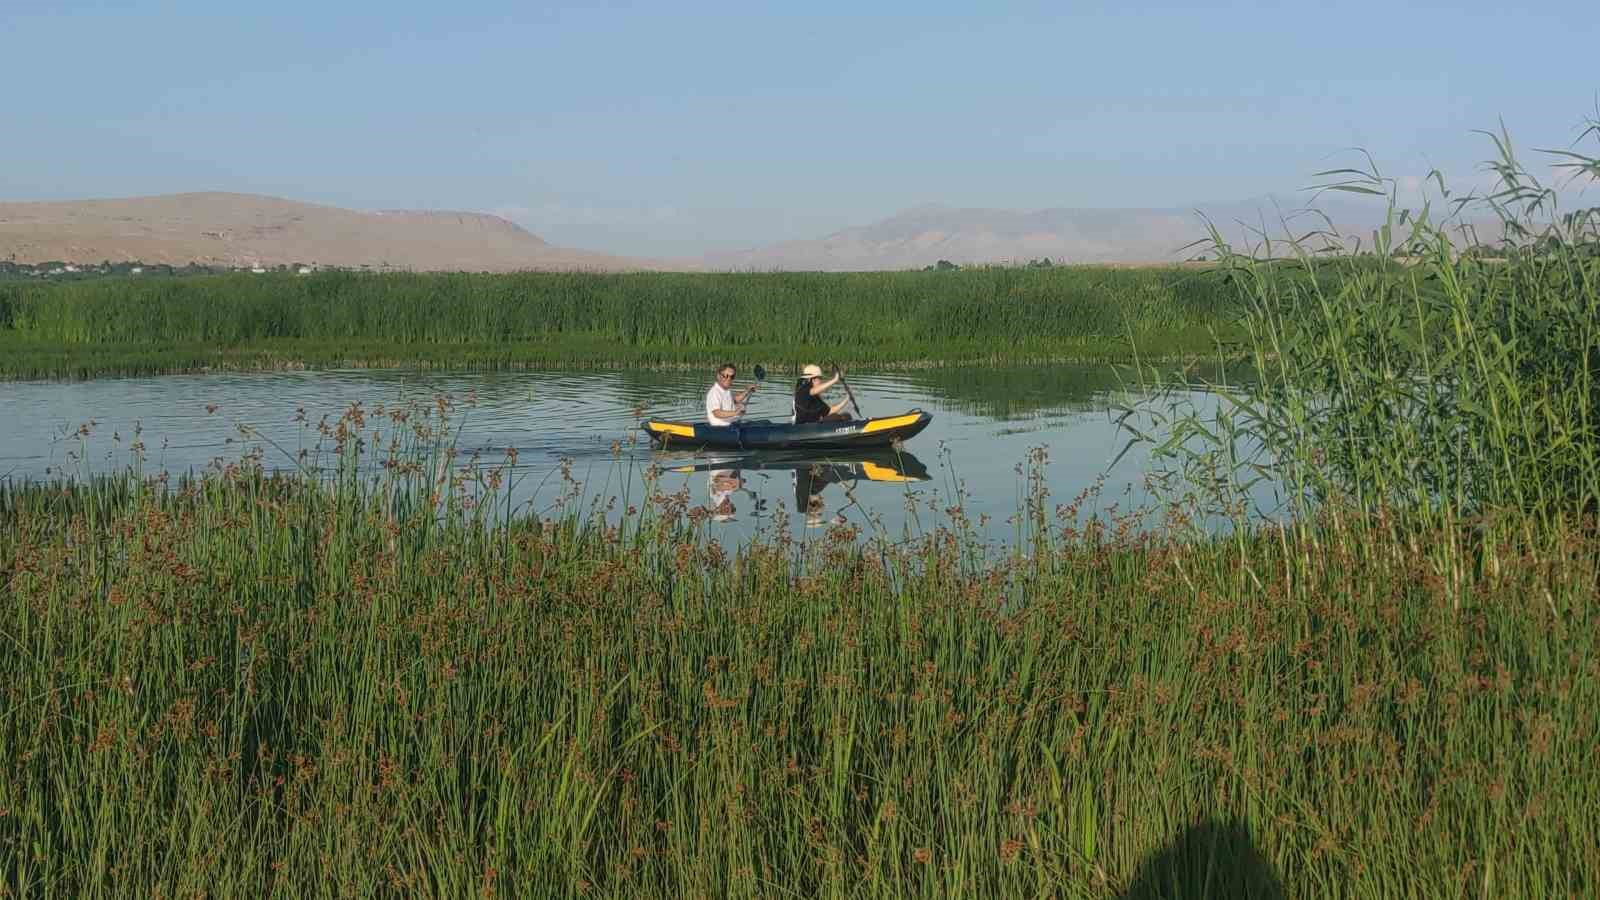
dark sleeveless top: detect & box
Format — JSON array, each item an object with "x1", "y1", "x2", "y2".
[{"x1": 793, "y1": 379, "x2": 829, "y2": 424}]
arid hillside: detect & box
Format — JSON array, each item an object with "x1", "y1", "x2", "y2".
[{"x1": 0, "y1": 192, "x2": 682, "y2": 272}]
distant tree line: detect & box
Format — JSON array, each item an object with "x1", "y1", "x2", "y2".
[
  {"x1": 0, "y1": 260, "x2": 325, "y2": 282},
  {"x1": 919, "y1": 257, "x2": 1063, "y2": 272}
]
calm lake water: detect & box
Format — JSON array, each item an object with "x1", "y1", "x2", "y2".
[{"x1": 1, "y1": 365, "x2": 1272, "y2": 545}]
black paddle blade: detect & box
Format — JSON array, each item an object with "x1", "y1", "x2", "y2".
[{"x1": 753, "y1": 364, "x2": 767, "y2": 381}]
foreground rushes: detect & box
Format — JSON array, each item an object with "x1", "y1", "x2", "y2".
[{"x1": 1, "y1": 462, "x2": 1595, "y2": 897}]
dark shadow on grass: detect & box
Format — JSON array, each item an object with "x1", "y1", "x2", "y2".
[{"x1": 1119, "y1": 818, "x2": 1285, "y2": 900}]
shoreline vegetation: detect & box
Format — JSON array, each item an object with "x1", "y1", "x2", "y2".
[
  {"x1": 0, "y1": 332, "x2": 1233, "y2": 381},
  {"x1": 0, "y1": 265, "x2": 1244, "y2": 380},
  {"x1": 2, "y1": 410, "x2": 1596, "y2": 895},
  {"x1": 3, "y1": 123, "x2": 1598, "y2": 894}
]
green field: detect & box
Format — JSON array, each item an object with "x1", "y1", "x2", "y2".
[{"x1": 0, "y1": 266, "x2": 1243, "y2": 379}]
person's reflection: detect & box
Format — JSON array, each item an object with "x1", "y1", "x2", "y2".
[
  {"x1": 707, "y1": 468, "x2": 741, "y2": 522},
  {"x1": 794, "y1": 462, "x2": 844, "y2": 528}
]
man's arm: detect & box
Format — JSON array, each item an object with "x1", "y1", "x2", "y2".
[{"x1": 809, "y1": 374, "x2": 840, "y2": 397}]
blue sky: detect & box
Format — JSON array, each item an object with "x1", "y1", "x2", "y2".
[{"x1": 3, "y1": 0, "x2": 1596, "y2": 256}]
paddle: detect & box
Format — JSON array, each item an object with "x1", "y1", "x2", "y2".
[
  {"x1": 731, "y1": 364, "x2": 766, "y2": 421},
  {"x1": 832, "y1": 363, "x2": 863, "y2": 419}
]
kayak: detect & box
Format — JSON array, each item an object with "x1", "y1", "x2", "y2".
[{"x1": 642, "y1": 409, "x2": 933, "y2": 451}]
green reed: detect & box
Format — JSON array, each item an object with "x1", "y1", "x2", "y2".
[
  {"x1": 0, "y1": 266, "x2": 1241, "y2": 380},
  {"x1": 1124, "y1": 118, "x2": 1600, "y2": 540},
  {"x1": 1, "y1": 397, "x2": 1595, "y2": 897}
]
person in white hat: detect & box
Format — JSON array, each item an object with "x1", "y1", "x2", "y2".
[{"x1": 793, "y1": 364, "x2": 851, "y2": 425}]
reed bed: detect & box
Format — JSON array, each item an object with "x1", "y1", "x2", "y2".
[
  {"x1": 1124, "y1": 117, "x2": 1600, "y2": 533},
  {"x1": 1, "y1": 398, "x2": 1596, "y2": 898},
  {"x1": 0, "y1": 266, "x2": 1240, "y2": 380}
]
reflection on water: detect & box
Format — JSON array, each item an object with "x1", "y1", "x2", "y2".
[
  {"x1": 667, "y1": 450, "x2": 931, "y2": 528},
  {"x1": 892, "y1": 359, "x2": 1240, "y2": 420},
  {"x1": 0, "y1": 365, "x2": 1268, "y2": 544}
]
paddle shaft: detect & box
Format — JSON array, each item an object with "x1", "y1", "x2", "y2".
[{"x1": 835, "y1": 367, "x2": 863, "y2": 419}]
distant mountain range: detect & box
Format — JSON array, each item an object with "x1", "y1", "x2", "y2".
[
  {"x1": 0, "y1": 192, "x2": 679, "y2": 272},
  {"x1": 702, "y1": 196, "x2": 1410, "y2": 271},
  {"x1": 1, "y1": 190, "x2": 1484, "y2": 274}
]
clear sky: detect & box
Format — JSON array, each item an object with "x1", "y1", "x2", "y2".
[{"x1": 3, "y1": 0, "x2": 1596, "y2": 257}]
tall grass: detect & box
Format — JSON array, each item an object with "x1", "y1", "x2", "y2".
[
  {"x1": 1, "y1": 403, "x2": 1595, "y2": 896},
  {"x1": 0, "y1": 266, "x2": 1241, "y2": 379},
  {"x1": 1126, "y1": 118, "x2": 1600, "y2": 535}
]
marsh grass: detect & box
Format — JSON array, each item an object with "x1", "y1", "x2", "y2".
[
  {"x1": 1, "y1": 398, "x2": 1596, "y2": 897},
  {"x1": 0, "y1": 267, "x2": 1243, "y2": 380},
  {"x1": 1124, "y1": 118, "x2": 1600, "y2": 536}
]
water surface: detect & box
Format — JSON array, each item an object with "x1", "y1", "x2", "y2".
[{"x1": 2, "y1": 365, "x2": 1263, "y2": 544}]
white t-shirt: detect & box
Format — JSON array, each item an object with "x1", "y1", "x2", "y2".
[{"x1": 705, "y1": 382, "x2": 739, "y2": 427}]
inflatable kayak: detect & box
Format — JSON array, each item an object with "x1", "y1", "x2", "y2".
[{"x1": 642, "y1": 409, "x2": 932, "y2": 451}]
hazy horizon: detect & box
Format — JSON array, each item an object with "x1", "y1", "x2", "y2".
[{"x1": 4, "y1": 1, "x2": 1597, "y2": 257}]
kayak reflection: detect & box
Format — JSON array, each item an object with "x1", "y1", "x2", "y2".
[{"x1": 664, "y1": 450, "x2": 930, "y2": 526}]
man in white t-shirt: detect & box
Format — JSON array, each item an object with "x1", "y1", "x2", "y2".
[{"x1": 705, "y1": 362, "x2": 755, "y2": 427}]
